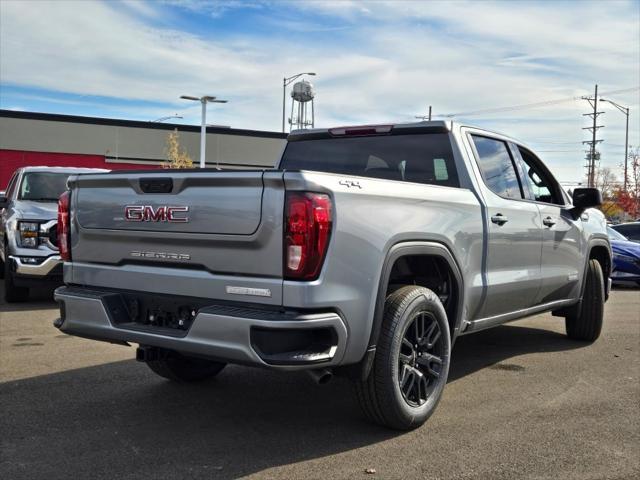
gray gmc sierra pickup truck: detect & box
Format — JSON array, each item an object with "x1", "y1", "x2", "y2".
[{"x1": 53, "y1": 121, "x2": 610, "y2": 430}]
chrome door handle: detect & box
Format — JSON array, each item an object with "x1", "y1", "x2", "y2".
[
  {"x1": 491, "y1": 214, "x2": 508, "y2": 225},
  {"x1": 543, "y1": 216, "x2": 556, "y2": 227}
]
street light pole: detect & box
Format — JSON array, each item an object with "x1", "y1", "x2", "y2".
[
  {"x1": 282, "y1": 72, "x2": 316, "y2": 133},
  {"x1": 601, "y1": 98, "x2": 630, "y2": 190},
  {"x1": 282, "y1": 78, "x2": 286, "y2": 134},
  {"x1": 180, "y1": 95, "x2": 228, "y2": 169},
  {"x1": 199, "y1": 99, "x2": 207, "y2": 169}
]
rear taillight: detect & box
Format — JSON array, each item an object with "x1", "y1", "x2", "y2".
[
  {"x1": 57, "y1": 191, "x2": 71, "y2": 261},
  {"x1": 284, "y1": 192, "x2": 332, "y2": 280}
]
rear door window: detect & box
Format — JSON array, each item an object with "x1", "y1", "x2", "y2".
[
  {"x1": 281, "y1": 133, "x2": 459, "y2": 187},
  {"x1": 471, "y1": 135, "x2": 523, "y2": 199}
]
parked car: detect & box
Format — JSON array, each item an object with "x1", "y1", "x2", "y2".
[
  {"x1": 607, "y1": 226, "x2": 640, "y2": 285},
  {"x1": 0, "y1": 166, "x2": 108, "y2": 302},
  {"x1": 53, "y1": 122, "x2": 609, "y2": 430},
  {"x1": 610, "y1": 222, "x2": 640, "y2": 243}
]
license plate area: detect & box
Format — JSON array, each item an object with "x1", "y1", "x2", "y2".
[{"x1": 102, "y1": 291, "x2": 212, "y2": 337}]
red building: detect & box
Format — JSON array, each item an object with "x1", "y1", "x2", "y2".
[{"x1": 1, "y1": 110, "x2": 286, "y2": 188}]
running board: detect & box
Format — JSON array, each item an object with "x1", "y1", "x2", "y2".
[{"x1": 462, "y1": 299, "x2": 578, "y2": 334}]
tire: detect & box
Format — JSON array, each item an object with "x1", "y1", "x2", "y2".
[
  {"x1": 565, "y1": 259, "x2": 604, "y2": 342},
  {"x1": 354, "y1": 285, "x2": 451, "y2": 430},
  {"x1": 3, "y1": 244, "x2": 29, "y2": 303},
  {"x1": 145, "y1": 350, "x2": 226, "y2": 382}
]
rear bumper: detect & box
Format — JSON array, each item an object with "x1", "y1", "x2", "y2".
[{"x1": 54, "y1": 286, "x2": 348, "y2": 370}]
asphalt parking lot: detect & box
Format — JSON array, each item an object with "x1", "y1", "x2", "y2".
[{"x1": 1, "y1": 284, "x2": 639, "y2": 480}]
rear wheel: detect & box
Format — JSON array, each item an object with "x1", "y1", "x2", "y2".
[
  {"x1": 3, "y1": 244, "x2": 29, "y2": 303},
  {"x1": 145, "y1": 350, "x2": 226, "y2": 382},
  {"x1": 354, "y1": 286, "x2": 451, "y2": 430},
  {"x1": 565, "y1": 259, "x2": 604, "y2": 342}
]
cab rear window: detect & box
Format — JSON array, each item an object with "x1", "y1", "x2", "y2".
[{"x1": 281, "y1": 133, "x2": 459, "y2": 187}]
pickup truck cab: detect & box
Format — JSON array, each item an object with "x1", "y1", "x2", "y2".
[
  {"x1": 53, "y1": 122, "x2": 610, "y2": 429},
  {"x1": 0, "y1": 166, "x2": 108, "y2": 301}
]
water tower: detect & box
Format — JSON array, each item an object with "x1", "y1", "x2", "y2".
[{"x1": 289, "y1": 80, "x2": 315, "y2": 131}]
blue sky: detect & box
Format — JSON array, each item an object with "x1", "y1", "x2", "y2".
[{"x1": 1, "y1": 0, "x2": 638, "y2": 183}]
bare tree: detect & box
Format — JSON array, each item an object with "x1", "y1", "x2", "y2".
[
  {"x1": 592, "y1": 166, "x2": 618, "y2": 200},
  {"x1": 163, "y1": 129, "x2": 193, "y2": 169}
]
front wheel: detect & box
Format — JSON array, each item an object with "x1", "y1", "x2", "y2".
[
  {"x1": 565, "y1": 259, "x2": 605, "y2": 342},
  {"x1": 355, "y1": 286, "x2": 451, "y2": 430},
  {"x1": 145, "y1": 350, "x2": 226, "y2": 382}
]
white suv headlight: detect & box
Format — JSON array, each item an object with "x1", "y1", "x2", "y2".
[{"x1": 18, "y1": 221, "x2": 40, "y2": 248}]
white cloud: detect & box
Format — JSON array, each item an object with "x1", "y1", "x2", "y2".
[
  {"x1": 0, "y1": 0, "x2": 638, "y2": 182},
  {"x1": 161, "y1": 0, "x2": 266, "y2": 17}
]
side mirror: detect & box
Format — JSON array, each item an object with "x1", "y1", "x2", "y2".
[
  {"x1": 572, "y1": 188, "x2": 602, "y2": 212},
  {"x1": 0, "y1": 195, "x2": 8, "y2": 208}
]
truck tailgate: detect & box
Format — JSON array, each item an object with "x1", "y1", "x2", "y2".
[
  {"x1": 76, "y1": 171, "x2": 265, "y2": 234},
  {"x1": 66, "y1": 170, "x2": 285, "y2": 303}
]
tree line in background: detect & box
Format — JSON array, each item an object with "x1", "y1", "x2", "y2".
[{"x1": 595, "y1": 146, "x2": 640, "y2": 221}]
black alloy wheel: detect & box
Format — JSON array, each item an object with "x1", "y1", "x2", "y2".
[{"x1": 398, "y1": 311, "x2": 444, "y2": 407}]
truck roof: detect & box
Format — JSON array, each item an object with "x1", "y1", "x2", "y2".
[
  {"x1": 288, "y1": 120, "x2": 451, "y2": 139},
  {"x1": 287, "y1": 120, "x2": 533, "y2": 151}
]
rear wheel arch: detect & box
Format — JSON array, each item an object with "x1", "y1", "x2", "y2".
[{"x1": 362, "y1": 242, "x2": 464, "y2": 372}]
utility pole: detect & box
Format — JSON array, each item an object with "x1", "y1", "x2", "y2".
[
  {"x1": 415, "y1": 105, "x2": 433, "y2": 121},
  {"x1": 581, "y1": 85, "x2": 605, "y2": 188}
]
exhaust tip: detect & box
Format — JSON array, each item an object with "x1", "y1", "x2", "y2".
[{"x1": 307, "y1": 368, "x2": 333, "y2": 385}]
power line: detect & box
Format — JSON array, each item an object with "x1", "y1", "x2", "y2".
[
  {"x1": 530, "y1": 141, "x2": 585, "y2": 145},
  {"x1": 536, "y1": 149, "x2": 585, "y2": 153},
  {"x1": 438, "y1": 86, "x2": 639, "y2": 118}
]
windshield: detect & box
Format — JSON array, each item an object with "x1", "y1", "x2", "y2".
[
  {"x1": 18, "y1": 172, "x2": 70, "y2": 201},
  {"x1": 607, "y1": 226, "x2": 628, "y2": 241}
]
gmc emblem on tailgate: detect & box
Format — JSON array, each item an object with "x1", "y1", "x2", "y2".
[{"x1": 124, "y1": 205, "x2": 189, "y2": 223}]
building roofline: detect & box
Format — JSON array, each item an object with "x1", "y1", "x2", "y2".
[
  {"x1": 18, "y1": 166, "x2": 111, "y2": 172},
  {"x1": 0, "y1": 109, "x2": 287, "y2": 140}
]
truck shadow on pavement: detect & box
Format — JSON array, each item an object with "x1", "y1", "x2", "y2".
[
  {"x1": 0, "y1": 284, "x2": 58, "y2": 312},
  {"x1": 0, "y1": 321, "x2": 588, "y2": 479}
]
